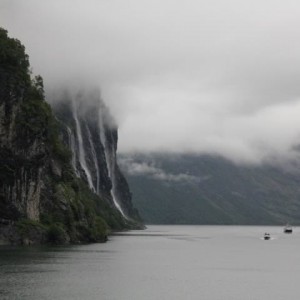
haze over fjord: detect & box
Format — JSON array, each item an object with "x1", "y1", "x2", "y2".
[{"x1": 2, "y1": 0, "x2": 300, "y2": 165}]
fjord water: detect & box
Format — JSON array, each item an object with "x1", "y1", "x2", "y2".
[{"x1": 1, "y1": 226, "x2": 300, "y2": 300}]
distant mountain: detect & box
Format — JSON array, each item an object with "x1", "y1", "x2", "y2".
[{"x1": 120, "y1": 153, "x2": 300, "y2": 225}]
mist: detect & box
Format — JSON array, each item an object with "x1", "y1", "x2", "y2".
[
  {"x1": 119, "y1": 157, "x2": 207, "y2": 183},
  {"x1": 2, "y1": 0, "x2": 300, "y2": 164}
]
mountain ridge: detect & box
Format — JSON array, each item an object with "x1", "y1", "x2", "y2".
[
  {"x1": 0, "y1": 28, "x2": 142, "y2": 245},
  {"x1": 121, "y1": 153, "x2": 300, "y2": 225}
]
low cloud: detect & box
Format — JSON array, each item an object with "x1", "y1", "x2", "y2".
[
  {"x1": 2, "y1": 0, "x2": 300, "y2": 165},
  {"x1": 119, "y1": 158, "x2": 210, "y2": 183}
]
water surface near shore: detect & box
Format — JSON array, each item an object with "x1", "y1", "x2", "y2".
[{"x1": 1, "y1": 225, "x2": 300, "y2": 300}]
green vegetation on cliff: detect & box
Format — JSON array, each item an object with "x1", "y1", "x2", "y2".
[
  {"x1": 0, "y1": 28, "x2": 30, "y2": 85},
  {"x1": 0, "y1": 28, "x2": 139, "y2": 245}
]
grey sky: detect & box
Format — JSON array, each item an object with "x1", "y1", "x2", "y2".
[{"x1": 2, "y1": 0, "x2": 300, "y2": 164}]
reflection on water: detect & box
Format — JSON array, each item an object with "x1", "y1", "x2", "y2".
[{"x1": 1, "y1": 225, "x2": 300, "y2": 300}]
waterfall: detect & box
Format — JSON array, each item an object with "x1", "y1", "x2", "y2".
[
  {"x1": 86, "y1": 124, "x2": 100, "y2": 193},
  {"x1": 66, "y1": 126, "x2": 78, "y2": 175},
  {"x1": 99, "y1": 108, "x2": 127, "y2": 218},
  {"x1": 99, "y1": 106, "x2": 106, "y2": 150},
  {"x1": 72, "y1": 100, "x2": 95, "y2": 191},
  {"x1": 109, "y1": 142, "x2": 127, "y2": 218}
]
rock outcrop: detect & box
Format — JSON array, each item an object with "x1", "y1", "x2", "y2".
[
  {"x1": 51, "y1": 89, "x2": 142, "y2": 221},
  {"x1": 0, "y1": 28, "x2": 142, "y2": 245}
]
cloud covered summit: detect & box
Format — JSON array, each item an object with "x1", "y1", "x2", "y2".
[{"x1": 2, "y1": 0, "x2": 300, "y2": 165}]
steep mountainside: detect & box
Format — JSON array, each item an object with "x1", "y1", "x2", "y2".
[
  {"x1": 51, "y1": 89, "x2": 141, "y2": 221},
  {"x1": 0, "y1": 28, "x2": 142, "y2": 245},
  {"x1": 121, "y1": 153, "x2": 300, "y2": 225}
]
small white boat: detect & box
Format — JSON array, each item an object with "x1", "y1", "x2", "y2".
[
  {"x1": 284, "y1": 224, "x2": 293, "y2": 234},
  {"x1": 264, "y1": 233, "x2": 271, "y2": 240}
]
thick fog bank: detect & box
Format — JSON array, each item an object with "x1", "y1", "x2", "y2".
[{"x1": 2, "y1": 0, "x2": 300, "y2": 165}]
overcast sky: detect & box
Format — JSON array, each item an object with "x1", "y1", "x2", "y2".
[{"x1": 2, "y1": 0, "x2": 300, "y2": 165}]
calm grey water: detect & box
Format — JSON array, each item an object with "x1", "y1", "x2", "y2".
[{"x1": 1, "y1": 225, "x2": 300, "y2": 300}]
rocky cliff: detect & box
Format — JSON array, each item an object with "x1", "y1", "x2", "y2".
[
  {"x1": 51, "y1": 89, "x2": 141, "y2": 221},
  {"x1": 0, "y1": 28, "x2": 142, "y2": 245}
]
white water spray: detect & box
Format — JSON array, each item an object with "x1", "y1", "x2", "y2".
[
  {"x1": 72, "y1": 100, "x2": 95, "y2": 191},
  {"x1": 66, "y1": 126, "x2": 78, "y2": 175},
  {"x1": 99, "y1": 108, "x2": 127, "y2": 218},
  {"x1": 86, "y1": 124, "x2": 100, "y2": 193}
]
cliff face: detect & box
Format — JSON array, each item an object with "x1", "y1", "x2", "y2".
[
  {"x1": 0, "y1": 29, "x2": 48, "y2": 223},
  {"x1": 0, "y1": 28, "x2": 142, "y2": 245},
  {"x1": 52, "y1": 90, "x2": 141, "y2": 221}
]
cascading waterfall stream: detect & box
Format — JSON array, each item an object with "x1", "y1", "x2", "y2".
[
  {"x1": 66, "y1": 97, "x2": 127, "y2": 218},
  {"x1": 86, "y1": 124, "x2": 100, "y2": 194},
  {"x1": 72, "y1": 100, "x2": 95, "y2": 191},
  {"x1": 109, "y1": 144, "x2": 128, "y2": 218},
  {"x1": 66, "y1": 126, "x2": 78, "y2": 176},
  {"x1": 99, "y1": 108, "x2": 127, "y2": 218}
]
